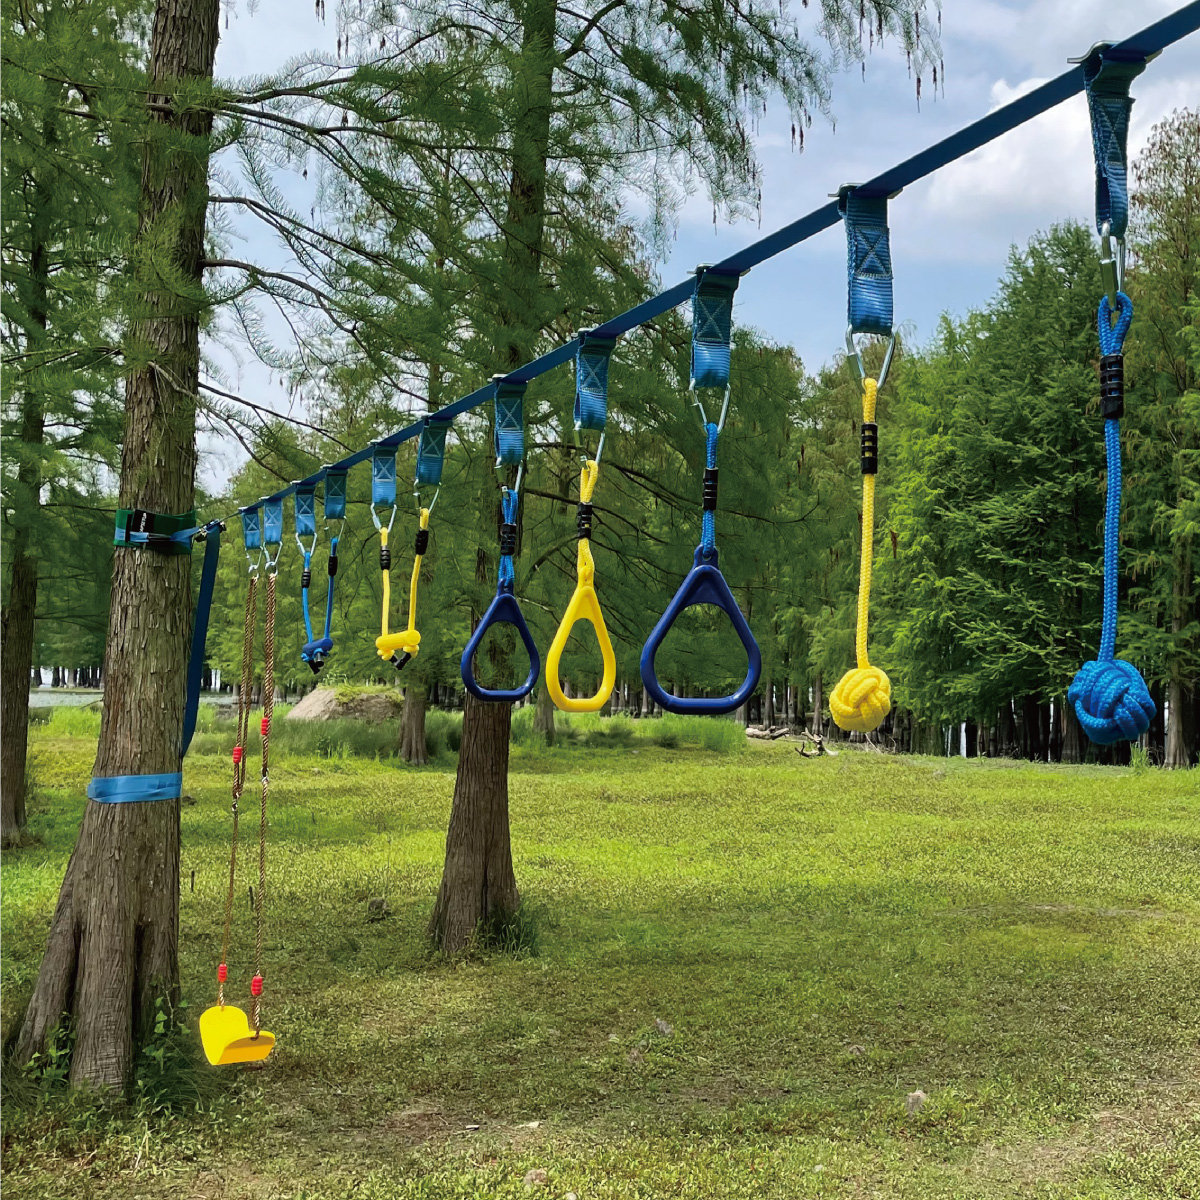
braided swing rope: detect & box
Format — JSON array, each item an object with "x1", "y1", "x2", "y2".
[
  {"x1": 830, "y1": 376, "x2": 892, "y2": 734},
  {"x1": 1067, "y1": 292, "x2": 1155, "y2": 745},
  {"x1": 218, "y1": 571, "x2": 258, "y2": 1008},
  {"x1": 250, "y1": 570, "x2": 277, "y2": 1035}
]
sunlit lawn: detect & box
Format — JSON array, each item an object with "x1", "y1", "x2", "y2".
[{"x1": 3, "y1": 711, "x2": 1198, "y2": 1198}]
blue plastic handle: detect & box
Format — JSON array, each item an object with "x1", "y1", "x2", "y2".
[
  {"x1": 301, "y1": 636, "x2": 333, "y2": 672},
  {"x1": 461, "y1": 585, "x2": 541, "y2": 702},
  {"x1": 640, "y1": 546, "x2": 761, "y2": 715}
]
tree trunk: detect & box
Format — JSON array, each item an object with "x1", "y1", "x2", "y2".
[
  {"x1": 810, "y1": 672, "x2": 823, "y2": 736},
  {"x1": 430, "y1": 0, "x2": 554, "y2": 953},
  {"x1": 1060, "y1": 698, "x2": 1085, "y2": 764},
  {"x1": 428, "y1": 692, "x2": 519, "y2": 954},
  {"x1": 763, "y1": 676, "x2": 774, "y2": 727},
  {"x1": 533, "y1": 683, "x2": 556, "y2": 745},
  {"x1": 400, "y1": 683, "x2": 428, "y2": 765},
  {"x1": 14, "y1": 0, "x2": 220, "y2": 1091}
]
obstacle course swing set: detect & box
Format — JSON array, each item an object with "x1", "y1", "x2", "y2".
[{"x1": 97, "y1": 8, "x2": 1195, "y2": 1065}]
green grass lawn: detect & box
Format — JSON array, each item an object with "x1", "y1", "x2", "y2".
[{"x1": 2, "y1": 715, "x2": 1198, "y2": 1198}]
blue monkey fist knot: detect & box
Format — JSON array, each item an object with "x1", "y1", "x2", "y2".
[{"x1": 1068, "y1": 659, "x2": 1155, "y2": 746}]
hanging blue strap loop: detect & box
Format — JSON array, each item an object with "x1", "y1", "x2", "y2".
[
  {"x1": 1080, "y1": 46, "x2": 1147, "y2": 241},
  {"x1": 181, "y1": 520, "x2": 223, "y2": 755},
  {"x1": 493, "y1": 379, "x2": 527, "y2": 466},
  {"x1": 839, "y1": 186, "x2": 894, "y2": 337},
  {"x1": 576, "y1": 330, "x2": 617, "y2": 432},
  {"x1": 262, "y1": 497, "x2": 284, "y2": 568},
  {"x1": 1069, "y1": 290, "x2": 1154, "y2": 746},
  {"x1": 324, "y1": 468, "x2": 348, "y2": 521},
  {"x1": 371, "y1": 444, "x2": 397, "y2": 507},
  {"x1": 461, "y1": 485, "x2": 540, "y2": 702},
  {"x1": 294, "y1": 484, "x2": 317, "y2": 540},
  {"x1": 690, "y1": 268, "x2": 739, "y2": 389},
  {"x1": 415, "y1": 417, "x2": 451, "y2": 487},
  {"x1": 639, "y1": 422, "x2": 761, "y2": 715},
  {"x1": 241, "y1": 507, "x2": 262, "y2": 553}
]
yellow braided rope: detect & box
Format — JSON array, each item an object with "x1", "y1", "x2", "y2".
[
  {"x1": 378, "y1": 526, "x2": 390, "y2": 642},
  {"x1": 547, "y1": 459, "x2": 616, "y2": 713},
  {"x1": 377, "y1": 509, "x2": 429, "y2": 662},
  {"x1": 830, "y1": 376, "x2": 892, "y2": 733}
]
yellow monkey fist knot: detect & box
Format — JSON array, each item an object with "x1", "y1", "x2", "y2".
[{"x1": 830, "y1": 665, "x2": 891, "y2": 733}]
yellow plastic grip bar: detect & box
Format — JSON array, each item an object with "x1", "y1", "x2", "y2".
[{"x1": 547, "y1": 461, "x2": 617, "y2": 712}]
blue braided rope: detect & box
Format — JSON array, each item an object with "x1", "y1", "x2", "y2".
[
  {"x1": 701, "y1": 423, "x2": 718, "y2": 555},
  {"x1": 324, "y1": 534, "x2": 338, "y2": 640},
  {"x1": 498, "y1": 486, "x2": 518, "y2": 591},
  {"x1": 1069, "y1": 290, "x2": 1154, "y2": 745},
  {"x1": 301, "y1": 550, "x2": 314, "y2": 642}
]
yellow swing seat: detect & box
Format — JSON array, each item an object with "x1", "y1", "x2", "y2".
[{"x1": 200, "y1": 1004, "x2": 275, "y2": 1066}]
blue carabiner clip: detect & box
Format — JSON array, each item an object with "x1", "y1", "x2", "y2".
[
  {"x1": 639, "y1": 545, "x2": 761, "y2": 715},
  {"x1": 461, "y1": 579, "x2": 541, "y2": 702}
]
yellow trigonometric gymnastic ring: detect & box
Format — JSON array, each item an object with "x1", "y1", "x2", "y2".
[{"x1": 547, "y1": 460, "x2": 616, "y2": 712}]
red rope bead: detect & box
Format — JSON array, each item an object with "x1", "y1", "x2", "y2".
[
  {"x1": 232, "y1": 745, "x2": 244, "y2": 764},
  {"x1": 217, "y1": 962, "x2": 227, "y2": 982},
  {"x1": 250, "y1": 974, "x2": 263, "y2": 997},
  {"x1": 260, "y1": 717, "x2": 270, "y2": 736}
]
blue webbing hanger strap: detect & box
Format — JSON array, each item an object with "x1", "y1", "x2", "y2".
[
  {"x1": 372, "y1": 445, "x2": 398, "y2": 506},
  {"x1": 262, "y1": 498, "x2": 284, "y2": 555},
  {"x1": 691, "y1": 268, "x2": 739, "y2": 389},
  {"x1": 294, "y1": 484, "x2": 317, "y2": 539},
  {"x1": 576, "y1": 330, "x2": 618, "y2": 431},
  {"x1": 839, "y1": 187, "x2": 894, "y2": 337},
  {"x1": 1081, "y1": 46, "x2": 1148, "y2": 241},
  {"x1": 324, "y1": 468, "x2": 348, "y2": 521},
  {"x1": 460, "y1": 485, "x2": 541, "y2": 702},
  {"x1": 241, "y1": 507, "x2": 262, "y2": 551},
  {"x1": 493, "y1": 379, "x2": 527, "y2": 465},
  {"x1": 415, "y1": 417, "x2": 451, "y2": 487}
]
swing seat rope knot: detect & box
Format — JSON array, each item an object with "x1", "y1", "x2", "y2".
[{"x1": 1068, "y1": 658, "x2": 1154, "y2": 746}]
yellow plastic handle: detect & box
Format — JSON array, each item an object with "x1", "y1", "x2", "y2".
[
  {"x1": 546, "y1": 582, "x2": 616, "y2": 712},
  {"x1": 377, "y1": 629, "x2": 420, "y2": 661}
]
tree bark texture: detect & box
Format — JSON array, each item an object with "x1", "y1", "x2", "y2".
[
  {"x1": 533, "y1": 683, "x2": 556, "y2": 745},
  {"x1": 400, "y1": 683, "x2": 428, "y2": 765},
  {"x1": 14, "y1": 0, "x2": 220, "y2": 1091},
  {"x1": 428, "y1": 692, "x2": 520, "y2": 954},
  {"x1": 1, "y1": 107, "x2": 56, "y2": 845}
]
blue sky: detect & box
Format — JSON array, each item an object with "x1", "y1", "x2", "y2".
[{"x1": 204, "y1": 0, "x2": 1198, "y2": 487}]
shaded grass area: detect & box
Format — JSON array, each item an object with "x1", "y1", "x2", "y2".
[{"x1": 2, "y1": 721, "x2": 1198, "y2": 1198}]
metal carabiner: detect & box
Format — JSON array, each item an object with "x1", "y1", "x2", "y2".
[
  {"x1": 370, "y1": 502, "x2": 397, "y2": 535},
  {"x1": 414, "y1": 485, "x2": 440, "y2": 515},
  {"x1": 574, "y1": 426, "x2": 605, "y2": 467},
  {"x1": 1099, "y1": 220, "x2": 1124, "y2": 310},
  {"x1": 845, "y1": 327, "x2": 897, "y2": 391},
  {"x1": 689, "y1": 383, "x2": 732, "y2": 433}
]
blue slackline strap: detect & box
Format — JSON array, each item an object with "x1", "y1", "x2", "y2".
[
  {"x1": 1082, "y1": 47, "x2": 1147, "y2": 240},
  {"x1": 494, "y1": 380, "x2": 526, "y2": 465},
  {"x1": 113, "y1": 509, "x2": 200, "y2": 553},
  {"x1": 262, "y1": 497, "x2": 284, "y2": 549},
  {"x1": 576, "y1": 331, "x2": 617, "y2": 431},
  {"x1": 372, "y1": 445, "x2": 397, "y2": 506},
  {"x1": 241, "y1": 507, "x2": 262, "y2": 550},
  {"x1": 701, "y1": 423, "x2": 719, "y2": 556},
  {"x1": 295, "y1": 484, "x2": 317, "y2": 538},
  {"x1": 839, "y1": 188, "x2": 894, "y2": 336},
  {"x1": 88, "y1": 772, "x2": 183, "y2": 804},
  {"x1": 181, "y1": 520, "x2": 222, "y2": 755},
  {"x1": 497, "y1": 486, "x2": 519, "y2": 592},
  {"x1": 324, "y1": 468, "x2": 348, "y2": 520},
  {"x1": 691, "y1": 269, "x2": 739, "y2": 389},
  {"x1": 415, "y1": 417, "x2": 450, "y2": 486}
]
